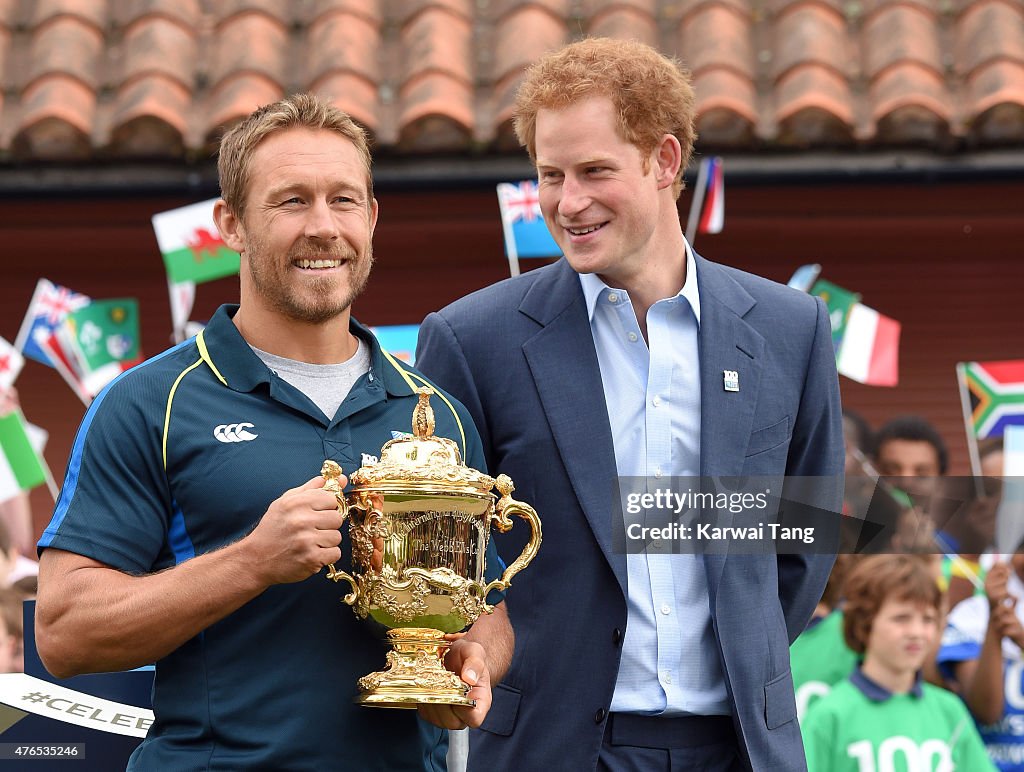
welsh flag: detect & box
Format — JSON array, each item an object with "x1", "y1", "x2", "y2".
[
  {"x1": 957, "y1": 359, "x2": 1024, "y2": 439},
  {"x1": 152, "y1": 199, "x2": 240, "y2": 285},
  {"x1": 0, "y1": 411, "x2": 48, "y2": 502},
  {"x1": 0, "y1": 337, "x2": 24, "y2": 390},
  {"x1": 65, "y1": 299, "x2": 143, "y2": 396},
  {"x1": 810, "y1": 279, "x2": 860, "y2": 355}
]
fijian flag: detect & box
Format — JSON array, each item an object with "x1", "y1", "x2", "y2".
[
  {"x1": 957, "y1": 359, "x2": 1024, "y2": 439},
  {"x1": 497, "y1": 180, "x2": 561, "y2": 276}
]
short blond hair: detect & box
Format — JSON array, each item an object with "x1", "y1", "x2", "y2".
[
  {"x1": 513, "y1": 38, "x2": 697, "y2": 199},
  {"x1": 218, "y1": 93, "x2": 373, "y2": 220}
]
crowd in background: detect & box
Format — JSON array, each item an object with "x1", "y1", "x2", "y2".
[{"x1": 797, "y1": 409, "x2": 1019, "y2": 770}]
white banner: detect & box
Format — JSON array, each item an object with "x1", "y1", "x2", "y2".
[{"x1": 0, "y1": 672, "x2": 153, "y2": 738}]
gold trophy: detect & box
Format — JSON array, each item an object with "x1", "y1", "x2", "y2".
[{"x1": 321, "y1": 386, "x2": 541, "y2": 708}]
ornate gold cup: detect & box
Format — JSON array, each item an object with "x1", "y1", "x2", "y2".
[{"x1": 321, "y1": 386, "x2": 541, "y2": 708}]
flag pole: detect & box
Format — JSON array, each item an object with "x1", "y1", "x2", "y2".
[
  {"x1": 956, "y1": 363, "x2": 985, "y2": 497},
  {"x1": 498, "y1": 191, "x2": 522, "y2": 278},
  {"x1": 684, "y1": 159, "x2": 710, "y2": 246}
]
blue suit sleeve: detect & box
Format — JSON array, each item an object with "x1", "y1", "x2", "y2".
[{"x1": 779, "y1": 295, "x2": 844, "y2": 642}]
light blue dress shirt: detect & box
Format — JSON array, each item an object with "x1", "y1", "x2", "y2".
[{"x1": 579, "y1": 245, "x2": 730, "y2": 717}]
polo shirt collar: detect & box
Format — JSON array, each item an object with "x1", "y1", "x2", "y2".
[
  {"x1": 850, "y1": 665, "x2": 924, "y2": 701},
  {"x1": 198, "y1": 304, "x2": 414, "y2": 398}
]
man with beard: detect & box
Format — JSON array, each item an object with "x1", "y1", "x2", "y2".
[{"x1": 34, "y1": 94, "x2": 510, "y2": 771}]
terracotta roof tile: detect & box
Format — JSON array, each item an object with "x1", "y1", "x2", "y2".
[
  {"x1": 774, "y1": 66, "x2": 856, "y2": 144},
  {"x1": 209, "y1": 11, "x2": 288, "y2": 88},
  {"x1": 25, "y1": 16, "x2": 105, "y2": 90},
  {"x1": 678, "y1": 3, "x2": 758, "y2": 141},
  {"x1": 770, "y1": 2, "x2": 851, "y2": 83},
  {"x1": 307, "y1": 8, "x2": 381, "y2": 130},
  {"x1": 869, "y1": 65, "x2": 951, "y2": 143},
  {"x1": 13, "y1": 76, "x2": 94, "y2": 159},
  {"x1": 396, "y1": 6, "x2": 474, "y2": 150},
  {"x1": 862, "y1": 3, "x2": 943, "y2": 81},
  {"x1": 0, "y1": 0, "x2": 1022, "y2": 161},
  {"x1": 30, "y1": 0, "x2": 107, "y2": 29},
  {"x1": 492, "y1": 4, "x2": 569, "y2": 144},
  {"x1": 693, "y1": 70, "x2": 759, "y2": 144},
  {"x1": 119, "y1": 0, "x2": 201, "y2": 29},
  {"x1": 121, "y1": 14, "x2": 197, "y2": 91},
  {"x1": 588, "y1": 3, "x2": 659, "y2": 45},
  {"x1": 110, "y1": 75, "x2": 190, "y2": 157},
  {"x1": 211, "y1": 0, "x2": 291, "y2": 25},
  {"x1": 965, "y1": 61, "x2": 1024, "y2": 140},
  {"x1": 955, "y1": 0, "x2": 1024, "y2": 73},
  {"x1": 954, "y1": 0, "x2": 1024, "y2": 140},
  {"x1": 205, "y1": 73, "x2": 284, "y2": 142}
]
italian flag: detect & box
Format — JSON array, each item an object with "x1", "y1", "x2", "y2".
[
  {"x1": 836, "y1": 303, "x2": 900, "y2": 387},
  {"x1": 0, "y1": 411, "x2": 48, "y2": 502},
  {"x1": 152, "y1": 199, "x2": 240, "y2": 285}
]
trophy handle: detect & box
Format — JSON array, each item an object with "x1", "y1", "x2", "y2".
[
  {"x1": 321, "y1": 459, "x2": 359, "y2": 606},
  {"x1": 482, "y1": 474, "x2": 543, "y2": 598}
]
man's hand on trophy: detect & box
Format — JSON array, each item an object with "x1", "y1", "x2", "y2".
[
  {"x1": 245, "y1": 475, "x2": 348, "y2": 584},
  {"x1": 418, "y1": 637, "x2": 492, "y2": 729}
]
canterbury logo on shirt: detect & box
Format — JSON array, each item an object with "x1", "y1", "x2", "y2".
[{"x1": 213, "y1": 423, "x2": 258, "y2": 443}]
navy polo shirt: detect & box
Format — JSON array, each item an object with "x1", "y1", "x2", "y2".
[{"x1": 40, "y1": 305, "x2": 504, "y2": 772}]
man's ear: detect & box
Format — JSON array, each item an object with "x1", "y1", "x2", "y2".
[
  {"x1": 653, "y1": 134, "x2": 682, "y2": 191},
  {"x1": 369, "y1": 197, "x2": 379, "y2": 236},
  {"x1": 213, "y1": 199, "x2": 245, "y2": 254}
]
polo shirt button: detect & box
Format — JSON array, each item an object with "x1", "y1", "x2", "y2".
[
  {"x1": 594, "y1": 708, "x2": 607, "y2": 724},
  {"x1": 613, "y1": 627, "x2": 623, "y2": 646}
]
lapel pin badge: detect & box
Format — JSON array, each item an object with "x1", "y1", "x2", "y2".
[{"x1": 723, "y1": 370, "x2": 739, "y2": 392}]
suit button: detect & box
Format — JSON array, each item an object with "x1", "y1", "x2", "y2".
[
  {"x1": 613, "y1": 628, "x2": 623, "y2": 646},
  {"x1": 594, "y1": 708, "x2": 607, "y2": 724}
]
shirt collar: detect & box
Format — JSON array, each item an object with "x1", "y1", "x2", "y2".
[
  {"x1": 578, "y1": 239, "x2": 700, "y2": 324},
  {"x1": 197, "y1": 304, "x2": 412, "y2": 397},
  {"x1": 850, "y1": 665, "x2": 924, "y2": 702}
]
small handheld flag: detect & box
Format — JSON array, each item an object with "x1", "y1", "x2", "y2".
[
  {"x1": 0, "y1": 337, "x2": 24, "y2": 390},
  {"x1": 685, "y1": 156, "x2": 724, "y2": 244},
  {"x1": 496, "y1": 181, "x2": 561, "y2": 277},
  {"x1": 957, "y1": 360, "x2": 1024, "y2": 441},
  {"x1": 152, "y1": 199, "x2": 240, "y2": 285},
  {"x1": 65, "y1": 299, "x2": 142, "y2": 396},
  {"x1": 0, "y1": 410, "x2": 49, "y2": 503},
  {"x1": 14, "y1": 279, "x2": 90, "y2": 368}
]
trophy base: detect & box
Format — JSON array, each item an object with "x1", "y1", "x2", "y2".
[{"x1": 356, "y1": 628, "x2": 476, "y2": 709}]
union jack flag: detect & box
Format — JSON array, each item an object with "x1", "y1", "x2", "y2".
[
  {"x1": 496, "y1": 180, "x2": 560, "y2": 268},
  {"x1": 14, "y1": 279, "x2": 91, "y2": 368}
]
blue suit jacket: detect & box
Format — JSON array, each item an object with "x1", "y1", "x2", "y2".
[{"x1": 416, "y1": 255, "x2": 843, "y2": 771}]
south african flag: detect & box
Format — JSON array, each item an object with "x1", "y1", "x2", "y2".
[{"x1": 957, "y1": 359, "x2": 1024, "y2": 439}]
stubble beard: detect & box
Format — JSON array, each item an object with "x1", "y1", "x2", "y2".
[{"x1": 246, "y1": 236, "x2": 374, "y2": 325}]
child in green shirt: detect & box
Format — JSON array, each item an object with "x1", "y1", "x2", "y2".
[{"x1": 802, "y1": 554, "x2": 994, "y2": 771}]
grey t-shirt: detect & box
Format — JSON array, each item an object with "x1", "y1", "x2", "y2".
[{"x1": 250, "y1": 337, "x2": 370, "y2": 420}]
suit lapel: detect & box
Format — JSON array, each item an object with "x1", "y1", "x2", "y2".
[
  {"x1": 695, "y1": 257, "x2": 766, "y2": 592},
  {"x1": 520, "y1": 262, "x2": 626, "y2": 592},
  {"x1": 697, "y1": 256, "x2": 765, "y2": 479}
]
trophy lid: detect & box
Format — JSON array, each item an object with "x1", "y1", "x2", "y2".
[{"x1": 349, "y1": 387, "x2": 496, "y2": 494}]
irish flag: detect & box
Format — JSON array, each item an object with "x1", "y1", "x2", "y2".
[
  {"x1": 0, "y1": 411, "x2": 48, "y2": 502},
  {"x1": 957, "y1": 359, "x2": 1024, "y2": 439},
  {"x1": 152, "y1": 199, "x2": 240, "y2": 285},
  {"x1": 836, "y1": 303, "x2": 900, "y2": 387}
]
